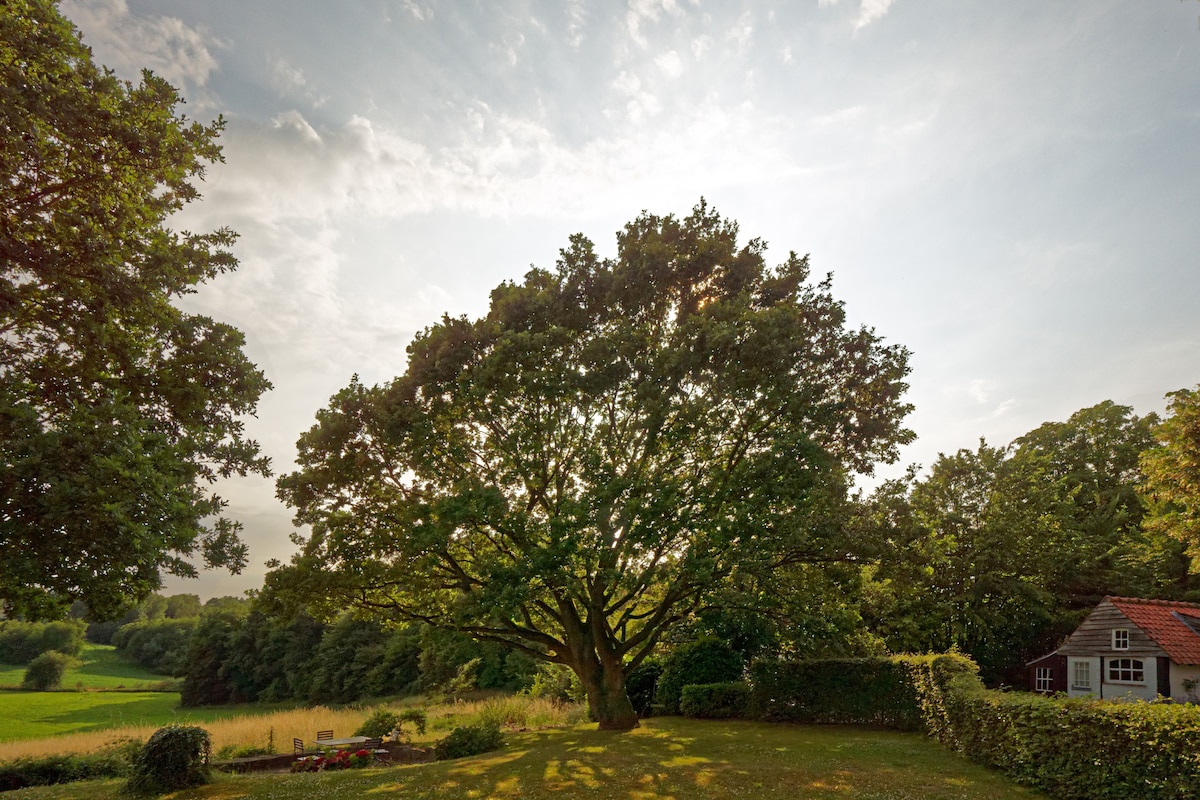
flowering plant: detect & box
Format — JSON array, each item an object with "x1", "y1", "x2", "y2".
[{"x1": 290, "y1": 747, "x2": 374, "y2": 772}]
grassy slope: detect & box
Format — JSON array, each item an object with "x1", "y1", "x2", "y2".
[
  {"x1": 0, "y1": 643, "x2": 170, "y2": 690},
  {"x1": 4, "y1": 717, "x2": 1046, "y2": 800}
]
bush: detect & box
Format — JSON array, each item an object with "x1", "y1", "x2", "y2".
[
  {"x1": 126, "y1": 725, "x2": 212, "y2": 795},
  {"x1": 434, "y1": 723, "x2": 504, "y2": 760},
  {"x1": 0, "y1": 738, "x2": 139, "y2": 791},
  {"x1": 22, "y1": 651, "x2": 76, "y2": 690},
  {"x1": 625, "y1": 659, "x2": 663, "y2": 716},
  {"x1": 355, "y1": 708, "x2": 401, "y2": 739},
  {"x1": 655, "y1": 638, "x2": 743, "y2": 715},
  {"x1": 680, "y1": 682, "x2": 751, "y2": 719}
]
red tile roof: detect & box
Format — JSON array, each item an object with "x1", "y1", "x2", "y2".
[{"x1": 1109, "y1": 596, "x2": 1200, "y2": 665}]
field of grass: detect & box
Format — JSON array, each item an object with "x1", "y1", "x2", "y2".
[
  {"x1": 2, "y1": 717, "x2": 1046, "y2": 800},
  {"x1": 0, "y1": 694, "x2": 582, "y2": 759},
  {"x1": 0, "y1": 643, "x2": 172, "y2": 691}
]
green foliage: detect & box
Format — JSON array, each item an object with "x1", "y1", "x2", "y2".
[
  {"x1": 656, "y1": 638, "x2": 743, "y2": 715},
  {"x1": 21, "y1": 650, "x2": 76, "y2": 690},
  {"x1": 527, "y1": 662, "x2": 586, "y2": 703},
  {"x1": 270, "y1": 202, "x2": 913, "y2": 729},
  {"x1": 355, "y1": 708, "x2": 401, "y2": 738},
  {"x1": 679, "y1": 682, "x2": 751, "y2": 719},
  {"x1": 624, "y1": 660, "x2": 663, "y2": 716},
  {"x1": 126, "y1": 725, "x2": 212, "y2": 795},
  {"x1": 0, "y1": 620, "x2": 84, "y2": 663},
  {"x1": 400, "y1": 708, "x2": 429, "y2": 736},
  {"x1": 940, "y1": 682, "x2": 1200, "y2": 799},
  {"x1": 748, "y1": 656, "x2": 966, "y2": 730},
  {"x1": 0, "y1": 0, "x2": 271, "y2": 621},
  {"x1": 1142, "y1": 384, "x2": 1200, "y2": 568},
  {"x1": 860, "y1": 401, "x2": 1185, "y2": 687},
  {"x1": 111, "y1": 618, "x2": 197, "y2": 676},
  {"x1": 0, "y1": 738, "x2": 139, "y2": 791},
  {"x1": 433, "y1": 723, "x2": 504, "y2": 760}
]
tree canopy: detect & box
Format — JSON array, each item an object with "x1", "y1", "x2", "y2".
[
  {"x1": 1141, "y1": 385, "x2": 1200, "y2": 563},
  {"x1": 270, "y1": 202, "x2": 912, "y2": 729},
  {"x1": 0, "y1": 0, "x2": 270, "y2": 619}
]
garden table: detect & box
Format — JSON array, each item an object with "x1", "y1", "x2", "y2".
[{"x1": 312, "y1": 736, "x2": 371, "y2": 750}]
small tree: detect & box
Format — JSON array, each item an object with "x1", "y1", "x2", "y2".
[
  {"x1": 22, "y1": 651, "x2": 75, "y2": 691},
  {"x1": 126, "y1": 725, "x2": 211, "y2": 795}
]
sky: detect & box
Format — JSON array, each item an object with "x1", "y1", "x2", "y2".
[{"x1": 59, "y1": 0, "x2": 1200, "y2": 600}]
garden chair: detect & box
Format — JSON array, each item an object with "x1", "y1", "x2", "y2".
[
  {"x1": 293, "y1": 738, "x2": 305, "y2": 755},
  {"x1": 364, "y1": 737, "x2": 390, "y2": 764},
  {"x1": 316, "y1": 730, "x2": 334, "y2": 742}
]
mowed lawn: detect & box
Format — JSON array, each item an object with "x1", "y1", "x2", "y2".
[
  {"x1": 4, "y1": 717, "x2": 1046, "y2": 800},
  {"x1": 0, "y1": 644, "x2": 170, "y2": 691}
]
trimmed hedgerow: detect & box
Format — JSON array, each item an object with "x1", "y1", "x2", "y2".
[
  {"x1": 680, "y1": 681, "x2": 751, "y2": 719},
  {"x1": 749, "y1": 653, "x2": 1200, "y2": 800},
  {"x1": 748, "y1": 654, "x2": 976, "y2": 731},
  {"x1": 0, "y1": 738, "x2": 139, "y2": 791}
]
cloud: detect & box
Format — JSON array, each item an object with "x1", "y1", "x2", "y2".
[
  {"x1": 854, "y1": 0, "x2": 898, "y2": 30},
  {"x1": 270, "y1": 58, "x2": 328, "y2": 108},
  {"x1": 399, "y1": 0, "x2": 431, "y2": 22},
  {"x1": 625, "y1": 0, "x2": 681, "y2": 47},
  {"x1": 565, "y1": 0, "x2": 588, "y2": 48},
  {"x1": 60, "y1": 0, "x2": 220, "y2": 101},
  {"x1": 728, "y1": 11, "x2": 754, "y2": 49},
  {"x1": 816, "y1": 0, "x2": 899, "y2": 31},
  {"x1": 656, "y1": 50, "x2": 684, "y2": 78}
]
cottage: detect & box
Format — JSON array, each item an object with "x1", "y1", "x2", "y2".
[{"x1": 1028, "y1": 596, "x2": 1200, "y2": 701}]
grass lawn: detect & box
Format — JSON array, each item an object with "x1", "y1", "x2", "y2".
[
  {"x1": 2, "y1": 717, "x2": 1046, "y2": 800},
  {"x1": 0, "y1": 691, "x2": 261, "y2": 743},
  {"x1": 0, "y1": 644, "x2": 171, "y2": 691}
]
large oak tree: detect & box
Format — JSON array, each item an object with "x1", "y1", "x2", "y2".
[
  {"x1": 0, "y1": 1, "x2": 270, "y2": 619},
  {"x1": 271, "y1": 202, "x2": 912, "y2": 729}
]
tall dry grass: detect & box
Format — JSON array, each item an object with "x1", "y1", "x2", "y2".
[{"x1": 0, "y1": 695, "x2": 588, "y2": 763}]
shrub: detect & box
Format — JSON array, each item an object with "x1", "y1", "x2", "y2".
[
  {"x1": 0, "y1": 738, "x2": 138, "y2": 791},
  {"x1": 22, "y1": 651, "x2": 76, "y2": 691},
  {"x1": 291, "y1": 748, "x2": 373, "y2": 772},
  {"x1": 680, "y1": 682, "x2": 751, "y2": 719},
  {"x1": 625, "y1": 659, "x2": 663, "y2": 716},
  {"x1": 434, "y1": 723, "x2": 504, "y2": 760},
  {"x1": 126, "y1": 725, "x2": 212, "y2": 795},
  {"x1": 355, "y1": 708, "x2": 401, "y2": 739},
  {"x1": 655, "y1": 638, "x2": 743, "y2": 715}
]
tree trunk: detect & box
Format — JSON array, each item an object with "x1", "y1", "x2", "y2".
[{"x1": 580, "y1": 660, "x2": 640, "y2": 731}]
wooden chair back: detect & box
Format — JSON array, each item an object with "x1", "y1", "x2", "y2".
[
  {"x1": 316, "y1": 730, "x2": 334, "y2": 741},
  {"x1": 293, "y1": 738, "x2": 304, "y2": 754}
]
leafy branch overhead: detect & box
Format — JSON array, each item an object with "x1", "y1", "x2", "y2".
[
  {"x1": 271, "y1": 201, "x2": 912, "y2": 729},
  {"x1": 0, "y1": 0, "x2": 271, "y2": 619}
]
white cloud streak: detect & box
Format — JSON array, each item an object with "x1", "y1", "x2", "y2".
[{"x1": 60, "y1": 0, "x2": 219, "y2": 100}]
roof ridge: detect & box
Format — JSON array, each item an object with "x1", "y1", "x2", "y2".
[{"x1": 1107, "y1": 595, "x2": 1200, "y2": 610}]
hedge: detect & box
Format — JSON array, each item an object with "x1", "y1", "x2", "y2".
[
  {"x1": 748, "y1": 654, "x2": 1200, "y2": 800},
  {"x1": 680, "y1": 682, "x2": 751, "y2": 719},
  {"x1": 0, "y1": 739, "x2": 139, "y2": 791}
]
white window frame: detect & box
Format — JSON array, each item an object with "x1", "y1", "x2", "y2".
[
  {"x1": 1107, "y1": 658, "x2": 1144, "y2": 684},
  {"x1": 1072, "y1": 660, "x2": 1091, "y2": 690},
  {"x1": 1035, "y1": 667, "x2": 1054, "y2": 692},
  {"x1": 1112, "y1": 629, "x2": 1129, "y2": 650}
]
